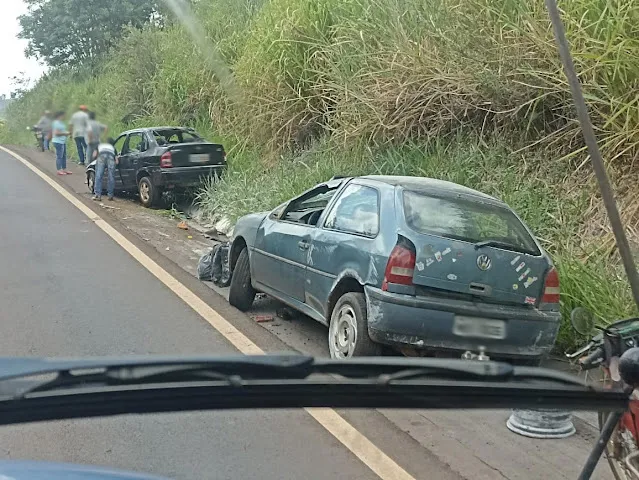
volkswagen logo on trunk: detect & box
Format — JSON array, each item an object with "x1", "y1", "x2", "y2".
[{"x1": 476, "y1": 254, "x2": 492, "y2": 271}]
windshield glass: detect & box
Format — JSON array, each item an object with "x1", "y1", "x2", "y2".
[
  {"x1": 403, "y1": 190, "x2": 541, "y2": 255},
  {"x1": 2, "y1": 0, "x2": 629, "y2": 477}
]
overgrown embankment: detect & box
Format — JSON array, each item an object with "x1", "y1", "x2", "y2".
[{"x1": 2, "y1": 0, "x2": 638, "y2": 349}]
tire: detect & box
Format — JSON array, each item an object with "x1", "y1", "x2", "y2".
[
  {"x1": 598, "y1": 411, "x2": 631, "y2": 480},
  {"x1": 328, "y1": 292, "x2": 381, "y2": 358},
  {"x1": 228, "y1": 248, "x2": 256, "y2": 312},
  {"x1": 138, "y1": 176, "x2": 161, "y2": 208},
  {"x1": 87, "y1": 170, "x2": 96, "y2": 194}
]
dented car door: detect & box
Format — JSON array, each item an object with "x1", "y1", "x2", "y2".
[{"x1": 305, "y1": 182, "x2": 386, "y2": 320}]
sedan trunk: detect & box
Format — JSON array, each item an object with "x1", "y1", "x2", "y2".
[{"x1": 165, "y1": 142, "x2": 225, "y2": 168}]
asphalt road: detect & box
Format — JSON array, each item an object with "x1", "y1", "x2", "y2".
[{"x1": 0, "y1": 148, "x2": 423, "y2": 479}]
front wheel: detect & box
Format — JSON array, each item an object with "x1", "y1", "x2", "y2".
[
  {"x1": 598, "y1": 411, "x2": 635, "y2": 480},
  {"x1": 228, "y1": 248, "x2": 256, "y2": 311},
  {"x1": 138, "y1": 176, "x2": 161, "y2": 208},
  {"x1": 87, "y1": 170, "x2": 96, "y2": 194},
  {"x1": 328, "y1": 292, "x2": 381, "y2": 359}
]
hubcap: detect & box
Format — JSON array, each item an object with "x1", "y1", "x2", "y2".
[
  {"x1": 329, "y1": 305, "x2": 358, "y2": 358},
  {"x1": 603, "y1": 412, "x2": 634, "y2": 479},
  {"x1": 140, "y1": 182, "x2": 150, "y2": 202}
]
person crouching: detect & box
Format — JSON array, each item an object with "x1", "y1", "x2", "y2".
[{"x1": 92, "y1": 138, "x2": 117, "y2": 202}]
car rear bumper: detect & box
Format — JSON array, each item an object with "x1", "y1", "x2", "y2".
[
  {"x1": 152, "y1": 165, "x2": 225, "y2": 188},
  {"x1": 365, "y1": 286, "x2": 560, "y2": 361}
]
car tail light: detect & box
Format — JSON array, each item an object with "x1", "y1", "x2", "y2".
[
  {"x1": 541, "y1": 267, "x2": 560, "y2": 304},
  {"x1": 161, "y1": 152, "x2": 173, "y2": 168},
  {"x1": 382, "y1": 241, "x2": 416, "y2": 291}
]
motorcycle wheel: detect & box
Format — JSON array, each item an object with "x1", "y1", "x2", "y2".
[{"x1": 598, "y1": 411, "x2": 635, "y2": 479}]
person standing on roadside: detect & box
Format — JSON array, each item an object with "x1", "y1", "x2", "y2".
[
  {"x1": 70, "y1": 105, "x2": 89, "y2": 165},
  {"x1": 85, "y1": 111, "x2": 107, "y2": 166},
  {"x1": 51, "y1": 111, "x2": 72, "y2": 175},
  {"x1": 92, "y1": 137, "x2": 117, "y2": 202},
  {"x1": 36, "y1": 110, "x2": 52, "y2": 151}
]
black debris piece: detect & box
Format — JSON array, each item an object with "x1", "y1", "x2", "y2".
[{"x1": 197, "y1": 243, "x2": 232, "y2": 287}]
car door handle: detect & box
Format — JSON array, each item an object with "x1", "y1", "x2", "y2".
[{"x1": 298, "y1": 240, "x2": 309, "y2": 250}]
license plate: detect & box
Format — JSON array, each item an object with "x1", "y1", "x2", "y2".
[
  {"x1": 189, "y1": 153, "x2": 210, "y2": 163},
  {"x1": 453, "y1": 316, "x2": 506, "y2": 340}
]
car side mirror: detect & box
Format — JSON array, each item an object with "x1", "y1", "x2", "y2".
[
  {"x1": 271, "y1": 203, "x2": 288, "y2": 219},
  {"x1": 570, "y1": 307, "x2": 595, "y2": 336}
]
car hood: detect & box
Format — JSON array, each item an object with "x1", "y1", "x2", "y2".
[
  {"x1": 232, "y1": 211, "x2": 268, "y2": 245},
  {"x1": 0, "y1": 461, "x2": 170, "y2": 480},
  {"x1": 237, "y1": 212, "x2": 268, "y2": 225},
  {"x1": 234, "y1": 211, "x2": 268, "y2": 232}
]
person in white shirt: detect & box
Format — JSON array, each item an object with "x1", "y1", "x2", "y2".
[
  {"x1": 70, "y1": 105, "x2": 89, "y2": 165},
  {"x1": 92, "y1": 138, "x2": 118, "y2": 201}
]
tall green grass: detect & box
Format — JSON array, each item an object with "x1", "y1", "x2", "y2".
[{"x1": 2, "y1": 0, "x2": 638, "y2": 351}]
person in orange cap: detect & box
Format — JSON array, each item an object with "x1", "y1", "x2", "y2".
[{"x1": 70, "y1": 105, "x2": 89, "y2": 165}]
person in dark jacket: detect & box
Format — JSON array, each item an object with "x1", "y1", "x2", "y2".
[
  {"x1": 85, "y1": 111, "x2": 107, "y2": 166},
  {"x1": 36, "y1": 110, "x2": 52, "y2": 151}
]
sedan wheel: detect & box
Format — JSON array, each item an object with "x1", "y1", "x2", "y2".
[
  {"x1": 87, "y1": 171, "x2": 95, "y2": 194},
  {"x1": 138, "y1": 176, "x2": 160, "y2": 208},
  {"x1": 139, "y1": 180, "x2": 150, "y2": 203},
  {"x1": 328, "y1": 292, "x2": 381, "y2": 358}
]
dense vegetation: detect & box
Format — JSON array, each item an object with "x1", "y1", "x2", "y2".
[{"x1": 2, "y1": 0, "x2": 639, "y2": 349}]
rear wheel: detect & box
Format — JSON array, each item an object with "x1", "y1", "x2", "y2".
[
  {"x1": 87, "y1": 171, "x2": 96, "y2": 194},
  {"x1": 328, "y1": 292, "x2": 381, "y2": 358},
  {"x1": 138, "y1": 176, "x2": 161, "y2": 208},
  {"x1": 228, "y1": 248, "x2": 256, "y2": 311},
  {"x1": 598, "y1": 411, "x2": 635, "y2": 480}
]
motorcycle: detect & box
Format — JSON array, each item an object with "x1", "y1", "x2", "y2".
[
  {"x1": 27, "y1": 125, "x2": 45, "y2": 152},
  {"x1": 568, "y1": 308, "x2": 639, "y2": 479}
]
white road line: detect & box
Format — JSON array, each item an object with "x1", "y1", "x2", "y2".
[{"x1": 1, "y1": 146, "x2": 416, "y2": 480}]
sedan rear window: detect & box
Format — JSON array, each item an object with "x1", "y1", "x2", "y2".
[
  {"x1": 403, "y1": 190, "x2": 540, "y2": 255},
  {"x1": 153, "y1": 129, "x2": 202, "y2": 145}
]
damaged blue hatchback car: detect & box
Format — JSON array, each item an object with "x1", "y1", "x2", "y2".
[{"x1": 228, "y1": 176, "x2": 560, "y2": 364}]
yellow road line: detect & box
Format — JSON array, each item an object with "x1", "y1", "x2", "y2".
[{"x1": 1, "y1": 146, "x2": 416, "y2": 480}]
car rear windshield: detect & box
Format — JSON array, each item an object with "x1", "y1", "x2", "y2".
[
  {"x1": 153, "y1": 129, "x2": 202, "y2": 145},
  {"x1": 403, "y1": 190, "x2": 541, "y2": 255}
]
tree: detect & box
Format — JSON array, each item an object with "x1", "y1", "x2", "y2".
[
  {"x1": 9, "y1": 73, "x2": 31, "y2": 99},
  {"x1": 18, "y1": 0, "x2": 164, "y2": 68}
]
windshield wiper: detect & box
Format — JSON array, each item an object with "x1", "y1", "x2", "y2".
[
  {"x1": 474, "y1": 240, "x2": 533, "y2": 255},
  {"x1": 0, "y1": 355, "x2": 626, "y2": 427}
]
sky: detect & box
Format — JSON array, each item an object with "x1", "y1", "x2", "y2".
[{"x1": 0, "y1": 1, "x2": 48, "y2": 97}]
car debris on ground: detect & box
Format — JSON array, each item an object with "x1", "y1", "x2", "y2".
[
  {"x1": 197, "y1": 242, "x2": 232, "y2": 287},
  {"x1": 99, "y1": 203, "x2": 120, "y2": 210},
  {"x1": 276, "y1": 307, "x2": 296, "y2": 320}
]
